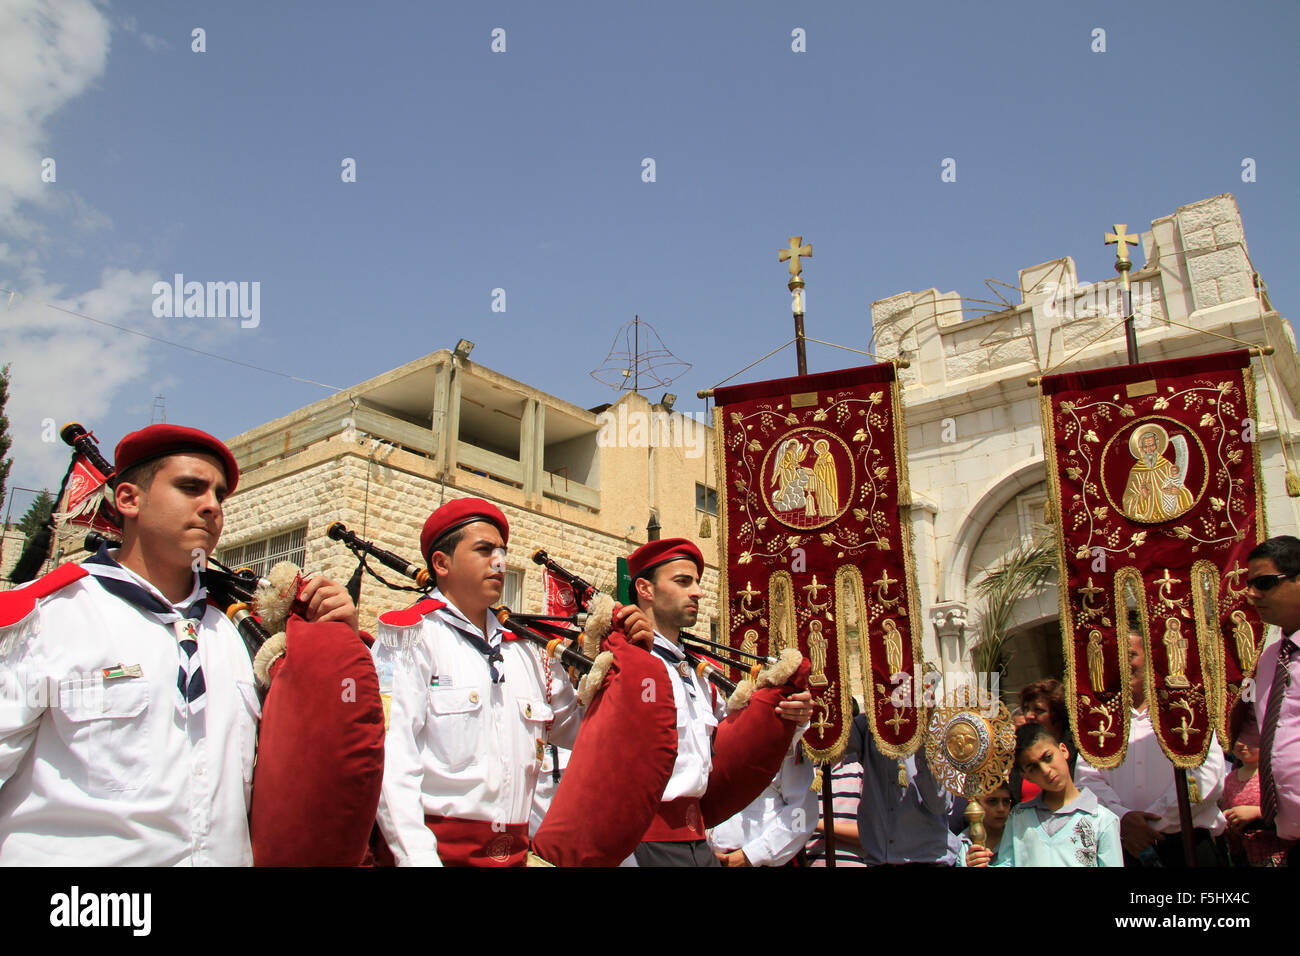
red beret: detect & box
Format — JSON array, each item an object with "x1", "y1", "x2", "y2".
[
  {"x1": 420, "y1": 497, "x2": 509, "y2": 563},
  {"x1": 114, "y1": 425, "x2": 240, "y2": 494},
  {"x1": 628, "y1": 537, "x2": 704, "y2": 580}
]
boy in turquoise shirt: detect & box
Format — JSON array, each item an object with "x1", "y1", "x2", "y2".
[{"x1": 967, "y1": 724, "x2": 1122, "y2": 867}]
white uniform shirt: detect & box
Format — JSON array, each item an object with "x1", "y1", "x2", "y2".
[
  {"x1": 0, "y1": 569, "x2": 259, "y2": 866},
  {"x1": 528, "y1": 744, "x2": 570, "y2": 837},
  {"x1": 372, "y1": 590, "x2": 581, "y2": 866},
  {"x1": 1074, "y1": 706, "x2": 1227, "y2": 835},
  {"x1": 708, "y1": 733, "x2": 818, "y2": 866},
  {"x1": 652, "y1": 633, "x2": 725, "y2": 802}
]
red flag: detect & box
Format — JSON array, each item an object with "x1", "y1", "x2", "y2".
[
  {"x1": 544, "y1": 569, "x2": 577, "y2": 618},
  {"x1": 58, "y1": 455, "x2": 120, "y2": 537},
  {"x1": 713, "y1": 362, "x2": 921, "y2": 764},
  {"x1": 1039, "y1": 349, "x2": 1264, "y2": 769}
]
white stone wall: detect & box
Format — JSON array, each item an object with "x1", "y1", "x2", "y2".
[{"x1": 220, "y1": 443, "x2": 721, "y2": 636}]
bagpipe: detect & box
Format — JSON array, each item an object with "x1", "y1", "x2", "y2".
[{"x1": 26, "y1": 422, "x2": 383, "y2": 866}]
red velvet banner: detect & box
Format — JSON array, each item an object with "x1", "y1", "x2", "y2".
[
  {"x1": 1039, "y1": 349, "x2": 1266, "y2": 769},
  {"x1": 713, "y1": 363, "x2": 922, "y2": 763}
]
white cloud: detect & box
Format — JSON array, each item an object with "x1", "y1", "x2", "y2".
[
  {"x1": 0, "y1": 0, "x2": 111, "y2": 222},
  {"x1": 3, "y1": 268, "x2": 162, "y2": 490},
  {"x1": 0, "y1": 2, "x2": 166, "y2": 493}
]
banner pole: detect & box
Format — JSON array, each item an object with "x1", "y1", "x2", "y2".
[{"x1": 1106, "y1": 224, "x2": 1196, "y2": 867}]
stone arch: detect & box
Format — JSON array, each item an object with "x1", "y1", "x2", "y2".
[{"x1": 942, "y1": 457, "x2": 1047, "y2": 605}]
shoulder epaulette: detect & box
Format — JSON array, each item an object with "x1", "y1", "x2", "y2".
[
  {"x1": 378, "y1": 597, "x2": 447, "y2": 629},
  {"x1": 0, "y1": 563, "x2": 87, "y2": 629},
  {"x1": 0, "y1": 563, "x2": 87, "y2": 660}
]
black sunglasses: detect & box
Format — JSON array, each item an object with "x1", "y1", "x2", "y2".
[{"x1": 1248, "y1": 573, "x2": 1297, "y2": 592}]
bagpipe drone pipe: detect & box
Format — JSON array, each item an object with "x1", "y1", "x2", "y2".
[{"x1": 9, "y1": 422, "x2": 120, "y2": 584}]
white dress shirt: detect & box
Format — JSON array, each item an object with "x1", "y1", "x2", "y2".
[
  {"x1": 708, "y1": 733, "x2": 818, "y2": 865},
  {"x1": 372, "y1": 590, "x2": 581, "y2": 866},
  {"x1": 1252, "y1": 628, "x2": 1300, "y2": 840},
  {"x1": 1074, "y1": 705, "x2": 1227, "y2": 835},
  {"x1": 652, "y1": 633, "x2": 725, "y2": 802},
  {"x1": 0, "y1": 568, "x2": 259, "y2": 866}
]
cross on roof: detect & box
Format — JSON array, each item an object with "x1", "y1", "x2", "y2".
[
  {"x1": 1104, "y1": 224, "x2": 1141, "y2": 265},
  {"x1": 778, "y1": 236, "x2": 813, "y2": 277}
]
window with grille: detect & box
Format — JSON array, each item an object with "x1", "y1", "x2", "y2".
[
  {"x1": 502, "y1": 568, "x2": 523, "y2": 610},
  {"x1": 219, "y1": 526, "x2": 307, "y2": 577}
]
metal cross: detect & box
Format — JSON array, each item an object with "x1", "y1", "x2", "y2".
[
  {"x1": 1104, "y1": 224, "x2": 1140, "y2": 266},
  {"x1": 778, "y1": 236, "x2": 813, "y2": 277}
]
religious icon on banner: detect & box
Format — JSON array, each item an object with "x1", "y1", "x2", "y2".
[
  {"x1": 1110, "y1": 421, "x2": 1201, "y2": 523},
  {"x1": 713, "y1": 362, "x2": 922, "y2": 763},
  {"x1": 1038, "y1": 349, "x2": 1266, "y2": 769}
]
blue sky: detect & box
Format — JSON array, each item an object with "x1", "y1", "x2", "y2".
[{"x1": 3, "y1": 0, "x2": 1298, "y2": 513}]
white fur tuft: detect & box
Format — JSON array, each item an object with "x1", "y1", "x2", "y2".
[
  {"x1": 577, "y1": 650, "x2": 615, "y2": 706},
  {"x1": 756, "y1": 647, "x2": 802, "y2": 690},
  {"x1": 254, "y1": 562, "x2": 300, "y2": 634},
  {"x1": 726, "y1": 678, "x2": 754, "y2": 714},
  {"x1": 581, "y1": 593, "x2": 615, "y2": 658},
  {"x1": 253, "y1": 631, "x2": 288, "y2": 688}
]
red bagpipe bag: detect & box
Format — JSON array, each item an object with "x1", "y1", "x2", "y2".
[
  {"x1": 1038, "y1": 349, "x2": 1266, "y2": 769},
  {"x1": 529, "y1": 630, "x2": 677, "y2": 866},
  {"x1": 702, "y1": 654, "x2": 811, "y2": 827},
  {"x1": 249, "y1": 617, "x2": 386, "y2": 865},
  {"x1": 713, "y1": 362, "x2": 924, "y2": 763}
]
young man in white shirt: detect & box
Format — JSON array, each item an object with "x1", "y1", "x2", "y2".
[
  {"x1": 627, "y1": 537, "x2": 814, "y2": 866},
  {"x1": 0, "y1": 424, "x2": 357, "y2": 865}
]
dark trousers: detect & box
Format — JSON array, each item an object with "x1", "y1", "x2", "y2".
[{"x1": 633, "y1": 840, "x2": 721, "y2": 867}]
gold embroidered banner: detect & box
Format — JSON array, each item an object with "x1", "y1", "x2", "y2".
[
  {"x1": 1039, "y1": 349, "x2": 1266, "y2": 769},
  {"x1": 713, "y1": 363, "x2": 923, "y2": 763}
]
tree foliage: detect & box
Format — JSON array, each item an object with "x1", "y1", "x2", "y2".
[
  {"x1": 971, "y1": 534, "x2": 1057, "y2": 681},
  {"x1": 18, "y1": 489, "x2": 55, "y2": 541},
  {"x1": 0, "y1": 364, "x2": 11, "y2": 526}
]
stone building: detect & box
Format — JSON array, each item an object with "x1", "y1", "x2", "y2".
[
  {"x1": 218, "y1": 351, "x2": 723, "y2": 638},
  {"x1": 872, "y1": 193, "x2": 1300, "y2": 698}
]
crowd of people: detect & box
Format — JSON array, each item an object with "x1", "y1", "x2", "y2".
[
  {"x1": 1, "y1": 420, "x2": 1297, "y2": 868},
  {"x1": 695, "y1": 603, "x2": 1300, "y2": 866}
]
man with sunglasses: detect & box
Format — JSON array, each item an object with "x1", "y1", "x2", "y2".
[{"x1": 1246, "y1": 536, "x2": 1300, "y2": 859}]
